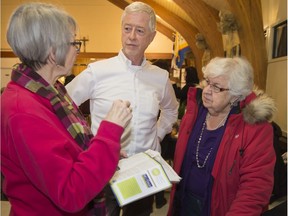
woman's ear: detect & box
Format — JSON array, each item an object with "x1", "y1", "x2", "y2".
[
  {"x1": 47, "y1": 49, "x2": 57, "y2": 66},
  {"x1": 229, "y1": 96, "x2": 241, "y2": 107}
]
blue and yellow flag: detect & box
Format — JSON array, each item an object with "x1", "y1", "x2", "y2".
[{"x1": 172, "y1": 32, "x2": 191, "y2": 69}]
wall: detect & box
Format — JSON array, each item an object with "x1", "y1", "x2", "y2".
[
  {"x1": 262, "y1": 0, "x2": 287, "y2": 135},
  {"x1": 1, "y1": 58, "x2": 19, "y2": 88},
  {"x1": 0, "y1": 0, "x2": 172, "y2": 53},
  {"x1": 1, "y1": 0, "x2": 173, "y2": 87}
]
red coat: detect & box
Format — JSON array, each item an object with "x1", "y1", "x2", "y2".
[
  {"x1": 1, "y1": 81, "x2": 123, "y2": 215},
  {"x1": 168, "y1": 87, "x2": 276, "y2": 216}
]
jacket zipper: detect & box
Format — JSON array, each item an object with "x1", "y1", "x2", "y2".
[{"x1": 228, "y1": 160, "x2": 236, "y2": 175}]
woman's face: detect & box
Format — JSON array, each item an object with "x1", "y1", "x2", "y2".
[
  {"x1": 202, "y1": 75, "x2": 233, "y2": 114},
  {"x1": 64, "y1": 42, "x2": 78, "y2": 75},
  {"x1": 57, "y1": 37, "x2": 79, "y2": 77}
]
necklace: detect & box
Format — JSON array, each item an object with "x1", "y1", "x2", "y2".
[
  {"x1": 195, "y1": 120, "x2": 212, "y2": 168},
  {"x1": 195, "y1": 112, "x2": 229, "y2": 168}
]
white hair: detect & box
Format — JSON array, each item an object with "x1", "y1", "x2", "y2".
[
  {"x1": 7, "y1": 3, "x2": 77, "y2": 70},
  {"x1": 202, "y1": 57, "x2": 254, "y2": 100}
]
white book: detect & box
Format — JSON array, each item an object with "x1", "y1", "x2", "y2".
[{"x1": 110, "y1": 149, "x2": 181, "y2": 207}]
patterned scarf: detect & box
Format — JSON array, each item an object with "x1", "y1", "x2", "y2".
[{"x1": 11, "y1": 63, "x2": 93, "y2": 149}]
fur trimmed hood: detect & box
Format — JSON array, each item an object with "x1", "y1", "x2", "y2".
[{"x1": 240, "y1": 87, "x2": 277, "y2": 124}]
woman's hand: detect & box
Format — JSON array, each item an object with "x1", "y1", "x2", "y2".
[
  {"x1": 104, "y1": 100, "x2": 132, "y2": 128},
  {"x1": 120, "y1": 150, "x2": 128, "y2": 158}
]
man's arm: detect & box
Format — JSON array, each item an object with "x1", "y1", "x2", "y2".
[
  {"x1": 157, "y1": 79, "x2": 179, "y2": 141},
  {"x1": 66, "y1": 67, "x2": 94, "y2": 106}
]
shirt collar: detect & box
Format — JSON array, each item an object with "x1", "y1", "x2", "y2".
[{"x1": 119, "y1": 50, "x2": 147, "y2": 70}]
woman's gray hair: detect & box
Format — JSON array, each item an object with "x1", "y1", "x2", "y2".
[
  {"x1": 121, "y1": 1, "x2": 156, "y2": 32},
  {"x1": 202, "y1": 57, "x2": 254, "y2": 100},
  {"x1": 6, "y1": 3, "x2": 77, "y2": 70}
]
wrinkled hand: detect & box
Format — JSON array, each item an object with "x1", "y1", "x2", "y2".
[
  {"x1": 104, "y1": 100, "x2": 132, "y2": 128},
  {"x1": 120, "y1": 150, "x2": 128, "y2": 158}
]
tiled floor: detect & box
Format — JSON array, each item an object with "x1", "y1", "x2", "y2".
[
  {"x1": 152, "y1": 192, "x2": 288, "y2": 216},
  {"x1": 1, "y1": 193, "x2": 286, "y2": 216},
  {"x1": 268, "y1": 195, "x2": 287, "y2": 209},
  {"x1": 151, "y1": 191, "x2": 170, "y2": 216},
  {"x1": 0, "y1": 193, "x2": 171, "y2": 216},
  {"x1": 1, "y1": 201, "x2": 10, "y2": 216}
]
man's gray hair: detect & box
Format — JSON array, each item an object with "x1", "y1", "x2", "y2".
[{"x1": 121, "y1": 1, "x2": 156, "y2": 32}]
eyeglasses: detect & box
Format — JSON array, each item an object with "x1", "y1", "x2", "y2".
[
  {"x1": 204, "y1": 78, "x2": 230, "y2": 93},
  {"x1": 70, "y1": 41, "x2": 82, "y2": 53}
]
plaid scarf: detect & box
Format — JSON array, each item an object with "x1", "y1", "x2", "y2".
[{"x1": 11, "y1": 63, "x2": 93, "y2": 149}]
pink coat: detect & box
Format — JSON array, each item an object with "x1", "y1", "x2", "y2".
[
  {"x1": 168, "y1": 87, "x2": 276, "y2": 216},
  {"x1": 1, "y1": 81, "x2": 123, "y2": 216}
]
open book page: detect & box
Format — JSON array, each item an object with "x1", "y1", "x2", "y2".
[
  {"x1": 144, "y1": 149, "x2": 181, "y2": 183},
  {"x1": 110, "y1": 151, "x2": 173, "y2": 207}
]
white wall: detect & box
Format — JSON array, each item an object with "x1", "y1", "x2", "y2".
[{"x1": 262, "y1": 0, "x2": 287, "y2": 135}]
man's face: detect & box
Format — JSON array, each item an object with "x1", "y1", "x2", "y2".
[{"x1": 121, "y1": 12, "x2": 156, "y2": 65}]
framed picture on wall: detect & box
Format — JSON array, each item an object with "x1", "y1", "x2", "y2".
[{"x1": 272, "y1": 20, "x2": 287, "y2": 59}]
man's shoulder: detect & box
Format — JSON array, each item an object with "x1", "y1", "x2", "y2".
[
  {"x1": 81, "y1": 55, "x2": 122, "y2": 77},
  {"x1": 146, "y1": 64, "x2": 169, "y2": 78}
]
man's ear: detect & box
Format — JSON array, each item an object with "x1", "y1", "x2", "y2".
[{"x1": 149, "y1": 31, "x2": 157, "y2": 44}]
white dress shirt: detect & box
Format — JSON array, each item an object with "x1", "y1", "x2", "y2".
[{"x1": 66, "y1": 50, "x2": 178, "y2": 156}]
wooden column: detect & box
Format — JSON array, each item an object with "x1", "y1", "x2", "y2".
[{"x1": 228, "y1": 0, "x2": 267, "y2": 89}]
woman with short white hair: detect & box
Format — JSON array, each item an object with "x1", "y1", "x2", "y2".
[{"x1": 168, "y1": 57, "x2": 276, "y2": 216}]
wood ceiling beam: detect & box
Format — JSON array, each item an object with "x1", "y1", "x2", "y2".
[
  {"x1": 156, "y1": 23, "x2": 175, "y2": 41},
  {"x1": 228, "y1": 0, "x2": 267, "y2": 89},
  {"x1": 173, "y1": 0, "x2": 224, "y2": 58},
  {"x1": 107, "y1": 0, "x2": 174, "y2": 41},
  {"x1": 134, "y1": 0, "x2": 203, "y2": 72}
]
